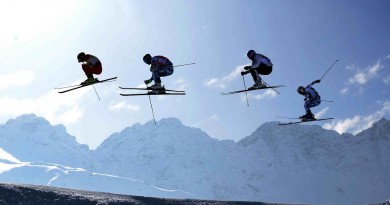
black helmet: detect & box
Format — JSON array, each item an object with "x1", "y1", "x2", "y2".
[
  {"x1": 143, "y1": 54, "x2": 152, "y2": 65},
  {"x1": 297, "y1": 86, "x2": 305, "y2": 95},
  {"x1": 247, "y1": 50, "x2": 256, "y2": 59},
  {"x1": 77, "y1": 52, "x2": 85, "y2": 62}
]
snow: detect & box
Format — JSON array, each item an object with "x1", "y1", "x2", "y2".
[
  {"x1": 0, "y1": 114, "x2": 389, "y2": 205},
  {"x1": 0, "y1": 148, "x2": 21, "y2": 163},
  {"x1": 0, "y1": 152, "x2": 193, "y2": 199}
]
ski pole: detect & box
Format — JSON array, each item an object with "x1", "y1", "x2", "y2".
[
  {"x1": 148, "y1": 95, "x2": 157, "y2": 125},
  {"x1": 173, "y1": 63, "x2": 195, "y2": 68},
  {"x1": 145, "y1": 83, "x2": 157, "y2": 125},
  {"x1": 92, "y1": 85, "x2": 101, "y2": 100},
  {"x1": 242, "y1": 76, "x2": 249, "y2": 106},
  {"x1": 320, "y1": 59, "x2": 338, "y2": 80},
  {"x1": 262, "y1": 80, "x2": 280, "y2": 94},
  {"x1": 322, "y1": 99, "x2": 334, "y2": 103}
]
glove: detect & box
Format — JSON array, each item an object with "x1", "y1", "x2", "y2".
[
  {"x1": 304, "y1": 98, "x2": 308, "y2": 101},
  {"x1": 144, "y1": 79, "x2": 152, "y2": 84},
  {"x1": 312, "y1": 79, "x2": 321, "y2": 84},
  {"x1": 244, "y1": 66, "x2": 251, "y2": 70},
  {"x1": 241, "y1": 71, "x2": 247, "y2": 76}
]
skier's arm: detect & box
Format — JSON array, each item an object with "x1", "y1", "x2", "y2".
[
  {"x1": 306, "y1": 79, "x2": 320, "y2": 90},
  {"x1": 144, "y1": 75, "x2": 153, "y2": 84},
  {"x1": 311, "y1": 79, "x2": 321, "y2": 84},
  {"x1": 241, "y1": 66, "x2": 251, "y2": 76}
]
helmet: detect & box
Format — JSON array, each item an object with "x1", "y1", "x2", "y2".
[
  {"x1": 77, "y1": 52, "x2": 85, "y2": 62},
  {"x1": 297, "y1": 86, "x2": 305, "y2": 95},
  {"x1": 247, "y1": 50, "x2": 256, "y2": 59},
  {"x1": 143, "y1": 54, "x2": 152, "y2": 65}
]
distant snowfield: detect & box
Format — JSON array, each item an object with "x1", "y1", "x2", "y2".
[{"x1": 0, "y1": 114, "x2": 389, "y2": 205}]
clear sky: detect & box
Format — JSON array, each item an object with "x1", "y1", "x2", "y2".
[{"x1": 0, "y1": 0, "x2": 389, "y2": 149}]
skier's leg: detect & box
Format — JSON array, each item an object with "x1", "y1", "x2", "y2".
[
  {"x1": 302, "y1": 99, "x2": 316, "y2": 119},
  {"x1": 158, "y1": 65, "x2": 174, "y2": 77},
  {"x1": 250, "y1": 69, "x2": 261, "y2": 82},
  {"x1": 82, "y1": 64, "x2": 93, "y2": 78},
  {"x1": 151, "y1": 71, "x2": 163, "y2": 90},
  {"x1": 81, "y1": 64, "x2": 99, "y2": 84},
  {"x1": 304, "y1": 100, "x2": 311, "y2": 114},
  {"x1": 248, "y1": 68, "x2": 266, "y2": 89},
  {"x1": 91, "y1": 63, "x2": 102, "y2": 75},
  {"x1": 257, "y1": 65, "x2": 272, "y2": 75}
]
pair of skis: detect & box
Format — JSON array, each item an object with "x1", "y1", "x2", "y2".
[
  {"x1": 57, "y1": 78, "x2": 184, "y2": 125},
  {"x1": 220, "y1": 85, "x2": 285, "y2": 95},
  {"x1": 56, "y1": 77, "x2": 118, "y2": 93},
  {"x1": 221, "y1": 85, "x2": 333, "y2": 126},
  {"x1": 276, "y1": 116, "x2": 333, "y2": 126},
  {"x1": 119, "y1": 87, "x2": 185, "y2": 96},
  {"x1": 56, "y1": 77, "x2": 185, "y2": 96}
]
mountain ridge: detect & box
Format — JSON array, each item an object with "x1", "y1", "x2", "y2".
[{"x1": 0, "y1": 114, "x2": 389, "y2": 205}]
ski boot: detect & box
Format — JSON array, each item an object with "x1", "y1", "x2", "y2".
[
  {"x1": 249, "y1": 80, "x2": 266, "y2": 90},
  {"x1": 81, "y1": 76, "x2": 98, "y2": 85},
  {"x1": 299, "y1": 111, "x2": 315, "y2": 121},
  {"x1": 150, "y1": 83, "x2": 166, "y2": 94}
]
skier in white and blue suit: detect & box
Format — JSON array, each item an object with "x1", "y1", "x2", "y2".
[
  {"x1": 297, "y1": 79, "x2": 321, "y2": 120},
  {"x1": 143, "y1": 54, "x2": 174, "y2": 90},
  {"x1": 241, "y1": 50, "x2": 273, "y2": 89}
]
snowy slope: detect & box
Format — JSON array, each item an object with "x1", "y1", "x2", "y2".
[
  {"x1": 0, "y1": 147, "x2": 193, "y2": 199},
  {"x1": 0, "y1": 114, "x2": 98, "y2": 170}
]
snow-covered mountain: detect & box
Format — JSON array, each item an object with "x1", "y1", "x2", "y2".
[
  {"x1": 0, "y1": 114, "x2": 97, "y2": 170},
  {"x1": 238, "y1": 120, "x2": 390, "y2": 205},
  {"x1": 94, "y1": 118, "x2": 279, "y2": 201},
  {"x1": 94, "y1": 117, "x2": 390, "y2": 205},
  {"x1": 0, "y1": 114, "x2": 389, "y2": 205},
  {"x1": 0, "y1": 147, "x2": 193, "y2": 199}
]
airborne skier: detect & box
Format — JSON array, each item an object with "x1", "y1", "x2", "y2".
[
  {"x1": 77, "y1": 52, "x2": 102, "y2": 85},
  {"x1": 240, "y1": 50, "x2": 273, "y2": 89},
  {"x1": 297, "y1": 79, "x2": 321, "y2": 120},
  {"x1": 143, "y1": 54, "x2": 174, "y2": 91}
]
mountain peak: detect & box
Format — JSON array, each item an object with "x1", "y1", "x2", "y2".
[
  {"x1": 146, "y1": 117, "x2": 184, "y2": 127},
  {"x1": 5, "y1": 114, "x2": 50, "y2": 126},
  {"x1": 373, "y1": 117, "x2": 388, "y2": 126}
]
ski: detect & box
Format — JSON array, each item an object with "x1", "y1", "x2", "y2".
[
  {"x1": 120, "y1": 92, "x2": 185, "y2": 96},
  {"x1": 55, "y1": 79, "x2": 117, "y2": 89},
  {"x1": 118, "y1": 86, "x2": 185, "y2": 92},
  {"x1": 275, "y1": 116, "x2": 303, "y2": 120},
  {"x1": 221, "y1": 85, "x2": 285, "y2": 95},
  {"x1": 58, "y1": 77, "x2": 117, "y2": 94},
  {"x1": 278, "y1": 118, "x2": 333, "y2": 126}
]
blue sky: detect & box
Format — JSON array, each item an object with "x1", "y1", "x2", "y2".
[{"x1": 0, "y1": 0, "x2": 389, "y2": 149}]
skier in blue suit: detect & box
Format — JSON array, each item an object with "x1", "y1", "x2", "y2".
[
  {"x1": 241, "y1": 50, "x2": 273, "y2": 89},
  {"x1": 297, "y1": 79, "x2": 321, "y2": 120},
  {"x1": 143, "y1": 54, "x2": 174, "y2": 90}
]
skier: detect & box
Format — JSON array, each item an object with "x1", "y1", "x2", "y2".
[
  {"x1": 77, "y1": 52, "x2": 102, "y2": 85},
  {"x1": 297, "y1": 79, "x2": 321, "y2": 120},
  {"x1": 241, "y1": 50, "x2": 273, "y2": 89},
  {"x1": 143, "y1": 54, "x2": 174, "y2": 90}
]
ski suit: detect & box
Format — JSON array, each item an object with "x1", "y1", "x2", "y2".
[
  {"x1": 82, "y1": 54, "x2": 102, "y2": 78},
  {"x1": 303, "y1": 82, "x2": 321, "y2": 113},
  {"x1": 148, "y1": 56, "x2": 174, "y2": 83},
  {"x1": 248, "y1": 53, "x2": 273, "y2": 82}
]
